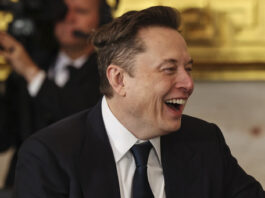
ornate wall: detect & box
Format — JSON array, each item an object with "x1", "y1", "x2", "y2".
[{"x1": 110, "y1": 0, "x2": 265, "y2": 80}]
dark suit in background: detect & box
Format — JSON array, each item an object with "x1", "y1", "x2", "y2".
[
  {"x1": 15, "y1": 101, "x2": 265, "y2": 198},
  {"x1": 0, "y1": 51, "x2": 100, "y2": 187}
]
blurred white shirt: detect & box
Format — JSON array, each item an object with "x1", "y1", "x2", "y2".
[{"x1": 28, "y1": 51, "x2": 87, "y2": 96}]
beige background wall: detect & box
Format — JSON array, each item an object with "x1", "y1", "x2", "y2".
[{"x1": 184, "y1": 81, "x2": 265, "y2": 188}]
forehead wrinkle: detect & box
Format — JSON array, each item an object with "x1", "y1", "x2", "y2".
[{"x1": 166, "y1": 59, "x2": 178, "y2": 64}]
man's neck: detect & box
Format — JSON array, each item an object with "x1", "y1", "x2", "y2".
[
  {"x1": 60, "y1": 44, "x2": 94, "y2": 60},
  {"x1": 106, "y1": 96, "x2": 161, "y2": 140}
]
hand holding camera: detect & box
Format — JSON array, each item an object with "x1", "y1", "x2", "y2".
[{"x1": 0, "y1": 31, "x2": 40, "y2": 82}]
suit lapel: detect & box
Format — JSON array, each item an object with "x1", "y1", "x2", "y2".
[
  {"x1": 161, "y1": 128, "x2": 203, "y2": 198},
  {"x1": 76, "y1": 102, "x2": 120, "y2": 198},
  {"x1": 75, "y1": 103, "x2": 204, "y2": 198}
]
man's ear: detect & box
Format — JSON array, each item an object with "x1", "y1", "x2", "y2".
[{"x1": 106, "y1": 64, "x2": 126, "y2": 97}]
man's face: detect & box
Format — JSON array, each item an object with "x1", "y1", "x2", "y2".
[
  {"x1": 54, "y1": 0, "x2": 100, "y2": 49},
  {"x1": 121, "y1": 26, "x2": 194, "y2": 138}
]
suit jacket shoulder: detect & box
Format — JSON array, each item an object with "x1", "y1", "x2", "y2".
[
  {"x1": 15, "y1": 108, "x2": 91, "y2": 198},
  {"x1": 161, "y1": 114, "x2": 265, "y2": 198},
  {"x1": 15, "y1": 101, "x2": 120, "y2": 198},
  {"x1": 15, "y1": 109, "x2": 265, "y2": 198}
]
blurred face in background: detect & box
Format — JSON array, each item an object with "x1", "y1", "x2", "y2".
[{"x1": 54, "y1": 0, "x2": 100, "y2": 50}]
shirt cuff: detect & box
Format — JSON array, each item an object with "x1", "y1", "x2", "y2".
[{"x1": 27, "y1": 70, "x2": 46, "y2": 97}]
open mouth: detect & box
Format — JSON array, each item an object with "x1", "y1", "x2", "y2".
[{"x1": 165, "y1": 99, "x2": 186, "y2": 111}]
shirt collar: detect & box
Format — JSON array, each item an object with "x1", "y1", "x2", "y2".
[
  {"x1": 56, "y1": 51, "x2": 88, "y2": 70},
  {"x1": 101, "y1": 96, "x2": 162, "y2": 164}
]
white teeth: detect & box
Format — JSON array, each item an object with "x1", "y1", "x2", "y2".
[{"x1": 166, "y1": 99, "x2": 186, "y2": 105}]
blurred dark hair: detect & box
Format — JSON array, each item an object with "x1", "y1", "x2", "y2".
[{"x1": 92, "y1": 6, "x2": 181, "y2": 97}]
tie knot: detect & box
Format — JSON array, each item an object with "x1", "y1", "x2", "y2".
[{"x1": 131, "y1": 141, "x2": 152, "y2": 168}]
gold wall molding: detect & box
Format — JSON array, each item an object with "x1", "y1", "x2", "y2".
[
  {"x1": 193, "y1": 62, "x2": 265, "y2": 81},
  {"x1": 0, "y1": 10, "x2": 12, "y2": 81},
  {"x1": 113, "y1": 0, "x2": 265, "y2": 81}
]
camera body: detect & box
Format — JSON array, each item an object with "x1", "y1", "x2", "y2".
[{"x1": 0, "y1": 0, "x2": 67, "y2": 51}]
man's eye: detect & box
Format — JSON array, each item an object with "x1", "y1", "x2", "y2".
[
  {"x1": 186, "y1": 67, "x2": 192, "y2": 73},
  {"x1": 163, "y1": 67, "x2": 176, "y2": 74}
]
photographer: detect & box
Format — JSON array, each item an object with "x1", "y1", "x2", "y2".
[{"x1": 0, "y1": 0, "x2": 113, "y2": 188}]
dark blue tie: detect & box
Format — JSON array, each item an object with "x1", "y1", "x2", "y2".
[{"x1": 130, "y1": 141, "x2": 154, "y2": 198}]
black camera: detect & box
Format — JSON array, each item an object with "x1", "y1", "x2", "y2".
[{"x1": 0, "y1": 0, "x2": 67, "y2": 51}]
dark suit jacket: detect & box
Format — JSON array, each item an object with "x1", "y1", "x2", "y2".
[
  {"x1": 15, "y1": 101, "x2": 265, "y2": 198},
  {"x1": 0, "y1": 51, "x2": 101, "y2": 187}
]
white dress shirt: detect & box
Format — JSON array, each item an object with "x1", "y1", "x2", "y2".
[
  {"x1": 101, "y1": 96, "x2": 166, "y2": 198},
  {"x1": 28, "y1": 51, "x2": 87, "y2": 96}
]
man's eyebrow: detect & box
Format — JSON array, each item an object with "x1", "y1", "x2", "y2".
[
  {"x1": 157, "y1": 58, "x2": 194, "y2": 68},
  {"x1": 157, "y1": 59, "x2": 178, "y2": 68}
]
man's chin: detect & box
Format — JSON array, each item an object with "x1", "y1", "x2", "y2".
[
  {"x1": 60, "y1": 41, "x2": 87, "y2": 50},
  {"x1": 159, "y1": 122, "x2": 182, "y2": 136}
]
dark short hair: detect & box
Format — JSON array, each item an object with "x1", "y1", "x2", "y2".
[{"x1": 92, "y1": 6, "x2": 181, "y2": 97}]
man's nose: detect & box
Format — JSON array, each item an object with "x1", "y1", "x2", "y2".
[{"x1": 175, "y1": 67, "x2": 194, "y2": 95}]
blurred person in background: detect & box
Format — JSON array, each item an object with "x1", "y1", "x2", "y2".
[{"x1": 0, "y1": 0, "x2": 113, "y2": 188}]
